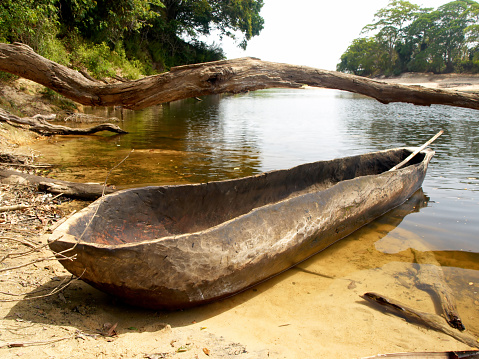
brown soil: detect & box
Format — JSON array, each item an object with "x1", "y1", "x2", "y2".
[{"x1": 1, "y1": 78, "x2": 478, "y2": 359}]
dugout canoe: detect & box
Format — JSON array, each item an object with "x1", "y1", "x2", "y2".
[{"x1": 49, "y1": 147, "x2": 435, "y2": 310}]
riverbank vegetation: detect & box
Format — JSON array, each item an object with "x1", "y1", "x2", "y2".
[
  {"x1": 337, "y1": 0, "x2": 479, "y2": 76},
  {"x1": 0, "y1": 0, "x2": 264, "y2": 80}
]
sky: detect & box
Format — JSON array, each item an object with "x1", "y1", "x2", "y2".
[{"x1": 215, "y1": 0, "x2": 453, "y2": 71}]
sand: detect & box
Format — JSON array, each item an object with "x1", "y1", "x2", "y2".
[
  {"x1": 1, "y1": 214, "x2": 477, "y2": 359},
  {"x1": 378, "y1": 72, "x2": 479, "y2": 93},
  {"x1": 1, "y1": 76, "x2": 479, "y2": 359}
]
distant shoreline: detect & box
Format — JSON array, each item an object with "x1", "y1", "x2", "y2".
[{"x1": 376, "y1": 72, "x2": 479, "y2": 92}]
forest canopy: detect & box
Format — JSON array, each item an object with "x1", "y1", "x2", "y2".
[
  {"x1": 337, "y1": 0, "x2": 479, "y2": 76},
  {"x1": 0, "y1": 0, "x2": 264, "y2": 79}
]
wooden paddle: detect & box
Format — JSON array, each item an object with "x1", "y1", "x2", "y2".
[{"x1": 389, "y1": 130, "x2": 444, "y2": 171}]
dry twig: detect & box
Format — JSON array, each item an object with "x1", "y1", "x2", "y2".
[
  {"x1": 0, "y1": 204, "x2": 29, "y2": 213},
  {"x1": 0, "y1": 270, "x2": 85, "y2": 302},
  {"x1": 0, "y1": 336, "x2": 72, "y2": 348}
]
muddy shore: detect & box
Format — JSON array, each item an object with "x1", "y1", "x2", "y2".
[{"x1": 1, "y1": 75, "x2": 478, "y2": 359}]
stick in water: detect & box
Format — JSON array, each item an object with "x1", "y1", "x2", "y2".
[
  {"x1": 389, "y1": 130, "x2": 444, "y2": 171},
  {"x1": 362, "y1": 292, "x2": 479, "y2": 348}
]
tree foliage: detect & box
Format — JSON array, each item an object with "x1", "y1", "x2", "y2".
[
  {"x1": 160, "y1": 0, "x2": 264, "y2": 49},
  {"x1": 337, "y1": 0, "x2": 479, "y2": 76},
  {"x1": 0, "y1": 0, "x2": 59, "y2": 54},
  {"x1": 57, "y1": 0, "x2": 164, "y2": 44},
  {"x1": 0, "y1": 0, "x2": 264, "y2": 78},
  {"x1": 336, "y1": 38, "x2": 383, "y2": 76}
]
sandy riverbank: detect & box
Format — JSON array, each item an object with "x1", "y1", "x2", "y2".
[
  {"x1": 1, "y1": 76, "x2": 478, "y2": 359},
  {"x1": 378, "y1": 72, "x2": 479, "y2": 93}
]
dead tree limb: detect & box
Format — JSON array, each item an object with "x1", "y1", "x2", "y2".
[
  {"x1": 0, "y1": 204, "x2": 29, "y2": 212},
  {"x1": 0, "y1": 169, "x2": 116, "y2": 200},
  {"x1": 0, "y1": 108, "x2": 127, "y2": 136},
  {"x1": 413, "y1": 249, "x2": 465, "y2": 331},
  {"x1": 0, "y1": 336, "x2": 72, "y2": 348},
  {"x1": 1, "y1": 42, "x2": 479, "y2": 110},
  {"x1": 362, "y1": 292, "x2": 478, "y2": 348}
]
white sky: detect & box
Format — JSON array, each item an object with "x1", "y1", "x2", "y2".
[{"x1": 216, "y1": 0, "x2": 452, "y2": 70}]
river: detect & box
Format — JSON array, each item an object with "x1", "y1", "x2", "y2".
[{"x1": 31, "y1": 88, "x2": 479, "y2": 354}]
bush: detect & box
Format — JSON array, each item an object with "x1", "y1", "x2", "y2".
[
  {"x1": 40, "y1": 35, "x2": 70, "y2": 66},
  {"x1": 69, "y1": 40, "x2": 146, "y2": 79},
  {"x1": 456, "y1": 59, "x2": 479, "y2": 74},
  {"x1": 71, "y1": 42, "x2": 115, "y2": 78},
  {"x1": 0, "y1": 0, "x2": 59, "y2": 53}
]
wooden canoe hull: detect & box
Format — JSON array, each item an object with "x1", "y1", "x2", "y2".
[{"x1": 49, "y1": 148, "x2": 434, "y2": 309}]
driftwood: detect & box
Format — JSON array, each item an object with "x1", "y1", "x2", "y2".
[
  {"x1": 1, "y1": 42, "x2": 479, "y2": 110},
  {"x1": 362, "y1": 292, "x2": 478, "y2": 348},
  {"x1": 0, "y1": 336, "x2": 72, "y2": 349},
  {"x1": 0, "y1": 153, "x2": 29, "y2": 165},
  {"x1": 413, "y1": 248, "x2": 465, "y2": 331},
  {"x1": 0, "y1": 151, "x2": 52, "y2": 169},
  {"x1": 400, "y1": 235, "x2": 466, "y2": 331},
  {"x1": 379, "y1": 226, "x2": 466, "y2": 331},
  {"x1": 0, "y1": 204, "x2": 29, "y2": 212},
  {"x1": 0, "y1": 169, "x2": 116, "y2": 200},
  {"x1": 0, "y1": 108, "x2": 127, "y2": 136},
  {"x1": 63, "y1": 113, "x2": 120, "y2": 123}
]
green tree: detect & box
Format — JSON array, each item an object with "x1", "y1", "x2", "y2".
[
  {"x1": 129, "y1": 0, "x2": 264, "y2": 69},
  {"x1": 406, "y1": 0, "x2": 478, "y2": 73},
  {"x1": 159, "y1": 0, "x2": 264, "y2": 50},
  {"x1": 464, "y1": 1, "x2": 479, "y2": 71},
  {"x1": 361, "y1": 0, "x2": 423, "y2": 74},
  {"x1": 55, "y1": 0, "x2": 264, "y2": 70},
  {"x1": 336, "y1": 37, "x2": 384, "y2": 76},
  {"x1": 400, "y1": 10, "x2": 434, "y2": 72},
  {"x1": 434, "y1": 0, "x2": 477, "y2": 72},
  {"x1": 465, "y1": 1, "x2": 479, "y2": 45},
  {"x1": 0, "y1": 0, "x2": 59, "y2": 52},
  {"x1": 57, "y1": 0, "x2": 163, "y2": 44},
  {"x1": 338, "y1": 0, "x2": 479, "y2": 75}
]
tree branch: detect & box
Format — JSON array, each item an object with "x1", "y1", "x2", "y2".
[{"x1": 1, "y1": 42, "x2": 479, "y2": 110}]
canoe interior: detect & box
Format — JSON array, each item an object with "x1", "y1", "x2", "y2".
[{"x1": 69, "y1": 148, "x2": 425, "y2": 246}]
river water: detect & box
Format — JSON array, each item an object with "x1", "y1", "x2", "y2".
[
  {"x1": 32, "y1": 88, "x2": 479, "y2": 349},
  {"x1": 38, "y1": 88, "x2": 479, "y2": 252}
]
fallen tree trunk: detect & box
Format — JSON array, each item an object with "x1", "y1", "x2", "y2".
[
  {"x1": 413, "y1": 248, "x2": 465, "y2": 331},
  {"x1": 362, "y1": 292, "x2": 478, "y2": 348},
  {"x1": 1, "y1": 42, "x2": 479, "y2": 110},
  {"x1": 0, "y1": 108, "x2": 127, "y2": 136},
  {"x1": 0, "y1": 169, "x2": 116, "y2": 200}
]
